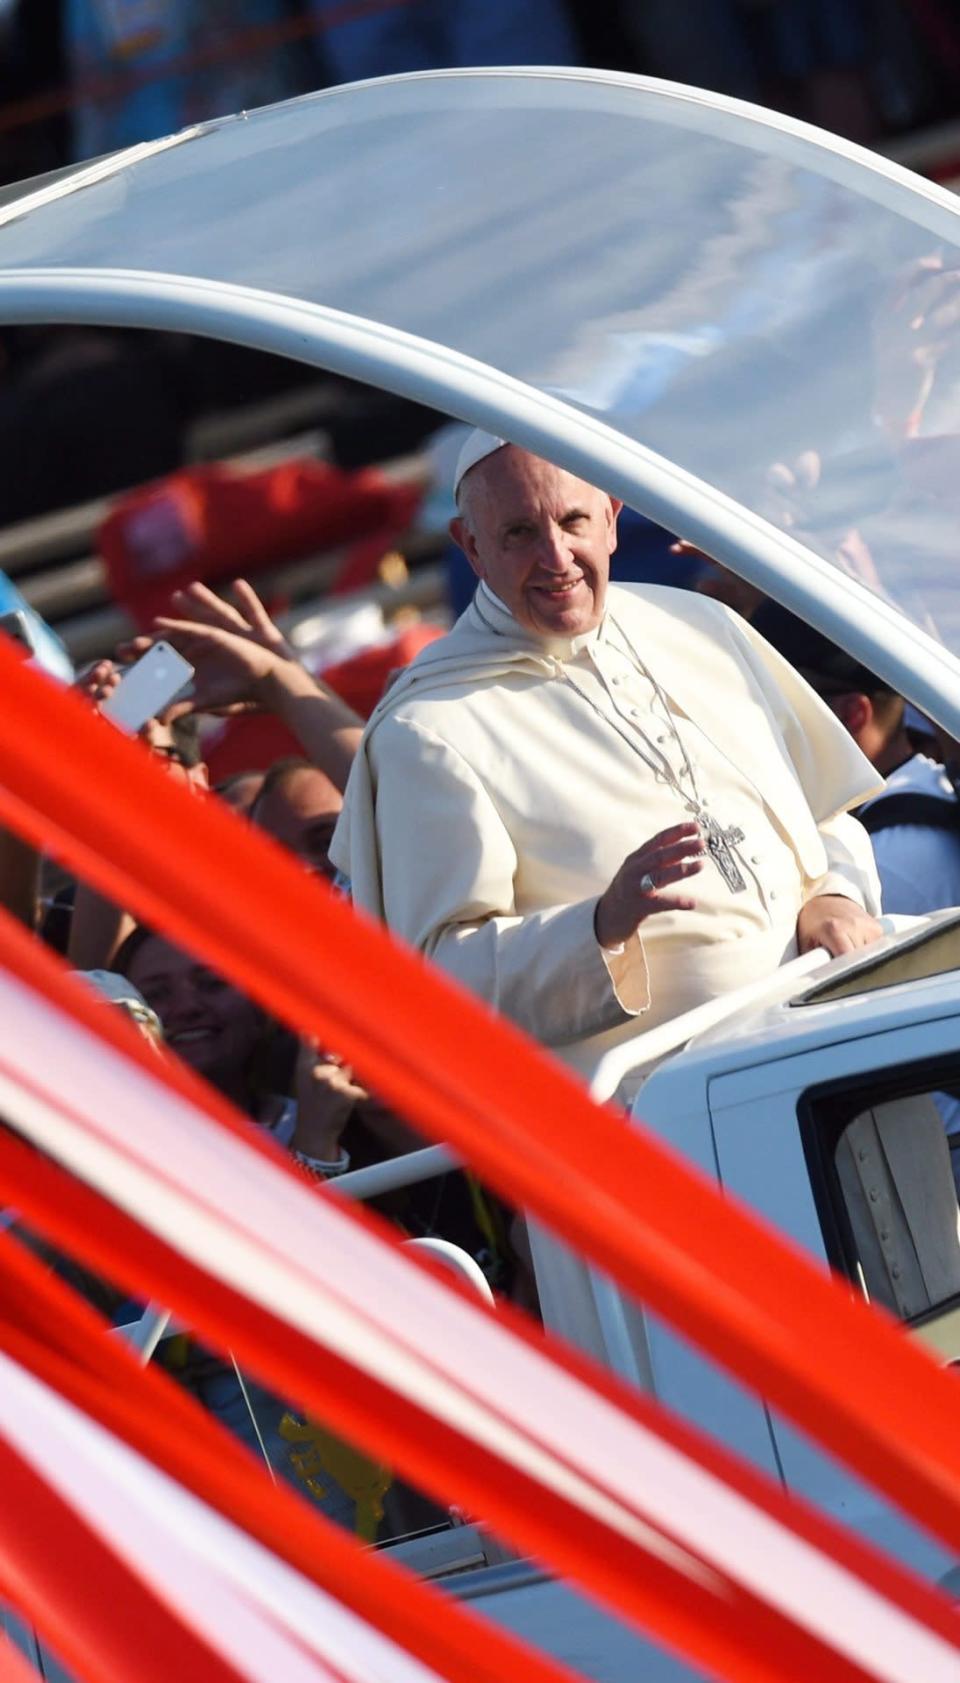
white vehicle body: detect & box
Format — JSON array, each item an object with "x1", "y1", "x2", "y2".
[
  {"x1": 628, "y1": 918, "x2": 960, "y2": 1577},
  {"x1": 388, "y1": 916, "x2": 960, "y2": 1677}
]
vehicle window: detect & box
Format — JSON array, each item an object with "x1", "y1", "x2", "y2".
[{"x1": 806, "y1": 1075, "x2": 960, "y2": 1360}]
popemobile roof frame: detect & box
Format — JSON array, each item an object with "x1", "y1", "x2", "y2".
[
  {"x1": 8, "y1": 70, "x2": 960, "y2": 1683},
  {"x1": 0, "y1": 67, "x2": 959, "y2": 727}
]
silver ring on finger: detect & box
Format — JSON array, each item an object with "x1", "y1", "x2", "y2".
[{"x1": 640, "y1": 871, "x2": 656, "y2": 893}]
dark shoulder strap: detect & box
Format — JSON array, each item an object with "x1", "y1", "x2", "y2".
[{"x1": 860, "y1": 793, "x2": 960, "y2": 835}]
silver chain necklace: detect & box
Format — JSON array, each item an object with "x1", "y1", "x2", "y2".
[
  {"x1": 472, "y1": 587, "x2": 749, "y2": 892},
  {"x1": 559, "y1": 621, "x2": 748, "y2": 894}
]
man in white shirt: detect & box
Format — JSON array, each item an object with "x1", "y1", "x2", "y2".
[
  {"x1": 331, "y1": 435, "x2": 883, "y2": 1085},
  {"x1": 863, "y1": 753, "x2": 960, "y2": 916},
  {"x1": 754, "y1": 599, "x2": 960, "y2": 1181},
  {"x1": 752, "y1": 601, "x2": 960, "y2": 919}
]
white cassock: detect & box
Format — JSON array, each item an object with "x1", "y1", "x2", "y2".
[{"x1": 330, "y1": 582, "x2": 882, "y2": 1088}]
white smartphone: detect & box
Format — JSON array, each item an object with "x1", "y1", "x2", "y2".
[
  {"x1": 0, "y1": 609, "x2": 38, "y2": 657},
  {"x1": 101, "y1": 641, "x2": 195, "y2": 734}
]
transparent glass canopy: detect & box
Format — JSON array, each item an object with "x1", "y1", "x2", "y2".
[{"x1": 4, "y1": 68, "x2": 960, "y2": 675}]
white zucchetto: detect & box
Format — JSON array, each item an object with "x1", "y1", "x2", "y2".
[{"x1": 453, "y1": 428, "x2": 509, "y2": 496}]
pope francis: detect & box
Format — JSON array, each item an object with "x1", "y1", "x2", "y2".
[{"x1": 330, "y1": 432, "x2": 884, "y2": 1086}]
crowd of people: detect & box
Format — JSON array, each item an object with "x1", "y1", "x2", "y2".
[
  {"x1": 0, "y1": 0, "x2": 957, "y2": 188},
  {"x1": 2, "y1": 0, "x2": 960, "y2": 540},
  {"x1": 4, "y1": 402, "x2": 960, "y2": 1548},
  {"x1": 3, "y1": 552, "x2": 533, "y2": 1543}
]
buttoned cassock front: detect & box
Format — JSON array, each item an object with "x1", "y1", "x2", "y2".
[{"x1": 330, "y1": 583, "x2": 882, "y2": 1084}]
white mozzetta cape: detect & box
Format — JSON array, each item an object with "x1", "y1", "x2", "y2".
[{"x1": 331, "y1": 584, "x2": 881, "y2": 1080}]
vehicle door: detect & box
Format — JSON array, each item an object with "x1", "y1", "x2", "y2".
[{"x1": 709, "y1": 1008, "x2": 960, "y2": 1586}]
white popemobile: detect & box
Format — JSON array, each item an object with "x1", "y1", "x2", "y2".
[{"x1": 5, "y1": 64, "x2": 960, "y2": 1682}]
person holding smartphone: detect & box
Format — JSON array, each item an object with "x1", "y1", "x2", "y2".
[{"x1": 64, "y1": 652, "x2": 208, "y2": 970}]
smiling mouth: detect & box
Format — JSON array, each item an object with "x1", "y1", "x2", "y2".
[
  {"x1": 168, "y1": 1027, "x2": 216, "y2": 1046},
  {"x1": 532, "y1": 578, "x2": 583, "y2": 596}
]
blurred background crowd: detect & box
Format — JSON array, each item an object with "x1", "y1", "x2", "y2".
[
  {"x1": 2, "y1": 0, "x2": 960, "y2": 586},
  {"x1": 0, "y1": 0, "x2": 959, "y2": 536},
  {"x1": 4, "y1": 0, "x2": 960, "y2": 185}
]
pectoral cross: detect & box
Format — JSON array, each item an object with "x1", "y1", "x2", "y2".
[{"x1": 701, "y1": 812, "x2": 747, "y2": 894}]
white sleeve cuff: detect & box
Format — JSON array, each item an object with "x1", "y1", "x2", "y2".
[
  {"x1": 805, "y1": 870, "x2": 866, "y2": 910},
  {"x1": 292, "y1": 1147, "x2": 351, "y2": 1179},
  {"x1": 597, "y1": 925, "x2": 650, "y2": 1016}
]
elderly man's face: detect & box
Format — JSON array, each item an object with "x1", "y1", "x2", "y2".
[{"x1": 451, "y1": 448, "x2": 621, "y2": 638}]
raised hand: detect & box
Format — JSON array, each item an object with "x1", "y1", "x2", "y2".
[
  {"x1": 116, "y1": 579, "x2": 300, "y2": 716},
  {"x1": 73, "y1": 657, "x2": 206, "y2": 796},
  {"x1": 291, "y1": 1040, "x2": 367, "y2": 1164},
  {"x1": 164, "y1": 578, "x2": 298, "y2": 664},
  {"x1": 74, "y1": 657, "x2": 122, "y2": 710},
  {"x1": 116, "y1": 575, "x2": 362, "y2": 785},
  {"x1": 873, "y1": 253, "x2": 960, "y2": 442},
  {"x1": 594, "y1": 821, "x2": 706, "y2": 950},
  {"x1": 148, "y1": 613, "x2": 280, "y2": 715}
]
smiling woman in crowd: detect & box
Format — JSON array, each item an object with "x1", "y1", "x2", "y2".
[{"x1": 114, "y1": 925, "x2": 274, "y2": 1114}]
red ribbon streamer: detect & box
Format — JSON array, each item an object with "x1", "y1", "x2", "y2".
[
  {"x1": 0, "y1": 1032, "x2": 957, "y2": 1683},
  {"x1": 0, "y1": 1432, "x2": 251, "y2": 1683},
  {"x1": 0, "y1": 1227, "x2": 584, "y2": 1683},
  {"x1": 0, "y1": 640, "x2": 955, "y2": 1559}
]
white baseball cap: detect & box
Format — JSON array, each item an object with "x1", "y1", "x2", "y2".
[{"x1": 453, "y1": 428, "x2": 510, "y2": 497}]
